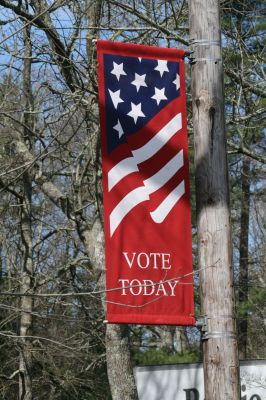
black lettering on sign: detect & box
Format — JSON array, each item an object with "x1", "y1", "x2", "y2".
[
  {"x1": 183, "y1": 388, "x2": 200, "y2": 400},
  {"x1": 241, "y1": 384, "x2": 247, "y2": 400},
  {"x1": 241, "y1": 384, "x2": 262, "y2": 400}
]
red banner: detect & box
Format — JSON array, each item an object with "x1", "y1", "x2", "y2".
[{"x1": 97, "y1": 40, "x2": 195, "y2": 325}]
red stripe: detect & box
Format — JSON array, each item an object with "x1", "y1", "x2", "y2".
[{"x1": 108, "y1": 97, "x2": 181, "y2": 167}]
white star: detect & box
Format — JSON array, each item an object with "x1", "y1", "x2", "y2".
[
  {"x1": 108, "y1": 89, "x2": 124, "y2": 109},
  {"x1": 111, "y1": 62, "x2": 126, "y2": 81},
  {"x1": 154, "y1": 60, "x2": 169, "y2": 77},
  {"x1": 127, "y1": 102, "x2": 145, "y2": 124},
  {"x1": 151, "y1": 87, "x2": 167, "y2": 105},
  {"x1": 131, "y1": 73, "x2": 147, "y2": 92},
  {"x1": 173, "y1": 73, "x2": 180, "y2": 91},
  {"x1": 138, "y1": 57, "x2": 142, "y2": 62},
  {"x1": 113, "y1": 120, "x2": 124, "y2": 138}
]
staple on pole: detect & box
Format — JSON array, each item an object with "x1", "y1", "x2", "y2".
[
  {"x1": 190, "y1": 39, "x2": 220, "y2": 46},
  {"x1": 189, "y1": 57, "x2": 222, "y2": 64}
]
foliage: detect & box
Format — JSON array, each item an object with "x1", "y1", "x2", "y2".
[{"x1": 132, "y1": 347, "x2": 201, "y2": 366}]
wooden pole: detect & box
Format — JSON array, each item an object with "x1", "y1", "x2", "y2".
[{"x1": 188, "y1": 1, "x2": 240, "y2": 399}]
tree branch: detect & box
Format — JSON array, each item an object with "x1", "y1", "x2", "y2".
[
  {"x1": 228, "y1": 140, "x2": 266, "y2": 164},
  {"x1": 0, "y1": 0, "x2": 78, "y2": 92},
  {"x1": 109, "y1": 0, "x2": 189, "y2": 46},
  {"x1": 225, "y1": 68, "x2": 266, "y2": 98}
]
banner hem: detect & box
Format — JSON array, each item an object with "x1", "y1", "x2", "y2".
[{"x1": 106, "y1": 314, "x2": 195, "y2": 326}]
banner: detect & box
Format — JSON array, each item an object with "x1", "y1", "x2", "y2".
[{"x1": 97, "y1": 40, "x2": 195, "y2": 325}]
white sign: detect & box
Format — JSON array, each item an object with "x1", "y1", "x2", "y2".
[{"x1": 134, "y1": 360, "x2": 266, "y2": 400}]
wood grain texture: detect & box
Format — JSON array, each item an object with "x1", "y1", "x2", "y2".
[{"x1": 188, "y1": 1, "x2": 240, "y2": 399}]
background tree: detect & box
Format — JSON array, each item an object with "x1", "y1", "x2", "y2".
[
  {"x1": 0, "y1": 1, "x2": 265, "y2": 399},
  {"x1": 222, "y1": 0, "x2": 266, "y2": 359}
]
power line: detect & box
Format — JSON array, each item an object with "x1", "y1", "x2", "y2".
[{"x1": 0, "y1": 261, "x2": 219, "y2": 298}]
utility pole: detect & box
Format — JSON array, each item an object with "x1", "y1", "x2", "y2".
[{"x1": 188, "y1": 1, "x2": 240, "y2": 399}]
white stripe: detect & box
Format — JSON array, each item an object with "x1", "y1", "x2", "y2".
[
  {"x1": 108, "y1": 113, "x2": 182, "y2": 191},
  {"x1": 150, "y1": 181, "x2": 185, "y2": 223},
  {"x1": 144, "y1": 150, "x2": 183, "y2": 194},
  {"x1": 108, "y1": 158, "x2": 138, "y2": 192},
  {"x1": 109, "y1": 150, "x2": 184, "y2": 236},
  {"x1": 132, "y1": 113, "x2": 182, "y2": 163},
  {"x1": 110, "y1": 187, "x2": 149, "y2": 236}
]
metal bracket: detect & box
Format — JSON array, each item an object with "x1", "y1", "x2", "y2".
[
  {"x1": 189, "y1": 57, "x2": 222, "y2": 64},
  {"x1": 190, "y1": 39, "x2": 220, "y2": 47},
  {"x1": 203, "y1": 331, "x2": 236, "y2": 340},
  {"x1": 195, "y1": 316, "x2": 208, "y2": 333},
  {"x1": 196, "y1": 315, "x2": 236, "y2": 340},
  {"x1": 188, "y1": 39, "x2": 222, "y2": 64}
]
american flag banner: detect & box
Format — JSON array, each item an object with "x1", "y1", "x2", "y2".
[{"x1": 97, "y1": 40, "x2": 195, "y2": 325}]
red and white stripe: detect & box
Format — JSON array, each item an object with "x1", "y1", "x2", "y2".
[{"x1": 108, "y1": 112, "x2": 185, "y2": 236}]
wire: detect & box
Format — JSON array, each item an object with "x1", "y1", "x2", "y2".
[{"x1": 0, "y1": 260, "x2": 220, "y2": 298}]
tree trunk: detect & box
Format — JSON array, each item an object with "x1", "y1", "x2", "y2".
[
  {"x1": 85, "y1": 3, "x2": 138, "y2": 398},
  {"x1": 19, "y1": 24, "x2": 34, "y2": 400},
  {"x1": 0, "y1": 242, "x2": 2, "y2": 283},
  {"x1": 175, "y1": 327, "x2": 189, "y2": 354},
  {"x1": 156, "y1": 326, "x2": 175, "y2": 353},
  {"x1": 19, "y1": 189, "x2": 33, "y2": 400},
  {"x1": 188, "y1": 1, "x2": 240, "y2": 399},
  {"x1": 83, "y1": 219, "x2": 138, "y2": 400},
  {"x1": 238, "y1": 157, "x2": 250, "y2": 359},
  {"x1": 106, "y1": 324, "x2": 138, "y2": 400}
]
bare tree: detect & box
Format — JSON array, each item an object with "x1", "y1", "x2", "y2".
[{"x1": 0, "y1": 1, "x2": 265, "y2": 399}]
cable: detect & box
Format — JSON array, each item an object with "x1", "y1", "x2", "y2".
[{"x1": 0, "y1": 260, "x2": 220, "y2": 298}]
